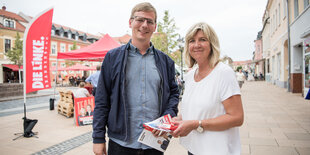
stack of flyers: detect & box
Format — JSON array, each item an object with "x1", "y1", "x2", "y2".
[
  {"x1": 143, "y1": 114, "x2": 178, "y2": 132},
  {"x1": 138, "y1": 114, "x2": 178, "y2": 152}
]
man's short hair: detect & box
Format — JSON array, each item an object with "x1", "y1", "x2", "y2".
[
  {"x1": 130, "y1": 2, "x2": 157, "y2": 23},
  {"x1": 96, "y1": 65, "x2": 101, "y2": 71},
  {"x1": 79, "y1": 82, "x2": 85, "y2": 88}
]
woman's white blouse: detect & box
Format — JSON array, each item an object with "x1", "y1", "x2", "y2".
[{"x1": 180, "y1": 62, "x2": 241, "y2": 155}]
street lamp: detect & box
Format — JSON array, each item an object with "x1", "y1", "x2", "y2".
[{"x1": 177, "y1": 35, "x2": 185, "y2": 80}]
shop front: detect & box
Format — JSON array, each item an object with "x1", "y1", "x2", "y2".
[{"x1": 303, "y1": 35, "x2": 310, "y2": 97}]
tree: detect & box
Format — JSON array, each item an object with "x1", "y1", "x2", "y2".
[
  {"x1": 5, "y1": 32, "x2": 23, "y2": 83},
  {"x1": 65, "y1": 41, "x2": 77, "y2": 66},
  {"x1": 151, "y1": 32, "x2": 168, "y2": 53},
  {"x1": 236, "y1": 66, "x2": 242, "y2": 72},
  {"x1": 5, "y1": 32, "x2": 23, "y2": 68},
  {"x1": 152, "y1": 10, "x2": 178, "y2": 54}
]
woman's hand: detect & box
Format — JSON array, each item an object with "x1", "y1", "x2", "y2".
[
  {"x1": 152, "y1": 129, "x2": 167, "y2": 138},
  {"x1": 171, "y1": 120, "x2": 197, "y2": 137}
]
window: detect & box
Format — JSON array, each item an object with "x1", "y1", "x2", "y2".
[
  {"x1": 4, "y1": 19, "x2": 14, "y2": 28},
  {"x1": 278, "y1": 4, "x2": 281, "y2": 25},
  {"x1": 275, "y1": 10, "x2": 278, "y2": 28},
  {"x1": 267, "y1": 59, "x2": 270, "y2": 73},
  {"x1": 283, "y1": 0, "x2": 287, "y2": 19},
  {"x1": 68, "y1": 45, "x2": 73, "y2": 51},
  {"x1": 51, "y1": 42, "x2": 57, "y2": 55},
  {"x1": 51, "y1": 30, "x2": 55, "y2": 35},
  {"x1": 5, "y1": 39, "x2": 11, "y2": 53},
  {"x1": 277, "y1": 53, "x2": 281, "y2": 79},
  {"x1": 294, "y1": 0, "x2": 299, "y2": 18},
  {"x1": 305, "y1": 54, "x2": 310, "y2": 88},
  {"x1": 51, "y1": 62, "x2": 57, "y2": 66},
  {"x1": 60, "y1": 43, "x2": 66, "y2": 52},
  {"x1": 305, "y1": 0, "x2": 309, "y2": 9},
  {"x1": 61, "y1": 63, "x2": 66, "y2": 68}
]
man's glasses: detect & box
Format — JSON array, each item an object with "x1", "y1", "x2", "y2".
[{"x1": 131, "y1": 16, "x2": 156, "y2": 25}]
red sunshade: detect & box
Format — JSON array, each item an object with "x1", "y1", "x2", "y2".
[
  {"x1": 57, "y1": 34, "x2": 121, "y2": 61},
  {"x1": 3, "y1": 64, "x2": 23, "y2": 71},
  {"x1": 50, "y1": 66, "x2": 66, "y2": 71},
  {"x1": 64, "y1": 64, "x2": 95, "y2": 71}
]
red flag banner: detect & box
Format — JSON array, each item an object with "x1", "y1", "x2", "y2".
[{"x1": 24, "y1": 8, "x2": 53, "y2": 93}]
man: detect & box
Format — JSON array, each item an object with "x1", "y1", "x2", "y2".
[
  {"x1": 85, "y1": 65, "x2": 101, "y2": 96},
  {"x1": 92, "y1": 2, "x2": 179, "y2": 155}
]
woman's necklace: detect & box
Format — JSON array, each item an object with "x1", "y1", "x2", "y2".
[{"x1": 194, "y1": 66, "x2": 213, "y2": 82}]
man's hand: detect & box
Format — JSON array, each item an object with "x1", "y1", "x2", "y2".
[{"x1": 93, "y1": 143, "x2": 106, "y2": 155}]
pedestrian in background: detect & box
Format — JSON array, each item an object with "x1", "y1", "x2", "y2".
[
  {"x1": 92, "y1": 2, "x2": 179, "y2": 155},
  {"x1": 73, "y1": 82, "x2": 91, "y2": 98},
  {"x1": 85, "y1": 65, "x2": 101, "y2": 96},
  {"x1": 171, "y1": 22, "x2": 244, "y2": 155},
  {"x1": 236, "y1": 69, "x2": 246, "y2": 88}
]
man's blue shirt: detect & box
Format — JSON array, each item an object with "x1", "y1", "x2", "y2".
[
  {"x1": 110, "y1": 43, "x2": 161, "y2": 149},
  {"x1": 86, "y1": 71, "x2": 100, "y2": 87}
]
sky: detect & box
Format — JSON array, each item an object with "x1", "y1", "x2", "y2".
[{"x1": 3, "y1": 0, "x2": 267, "y2": 61}]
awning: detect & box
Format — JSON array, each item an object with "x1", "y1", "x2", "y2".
[{"x1": 2, "y1": 64, "x2": 23, "y2": 71}]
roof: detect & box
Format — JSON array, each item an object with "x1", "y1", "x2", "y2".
[
  {"x1": 0, "y1": 8, "x2": 28, "y2": 32},
  {"x1": 232, "y1": 60, "x2": 252, "y2": 65},
  {"x1": 113, "y1": 34, "x2": 131, "y2": 44}
]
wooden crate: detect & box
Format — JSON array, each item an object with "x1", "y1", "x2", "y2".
[
  {"x1": 57, "y1": 89, "x2": 73, "y2": 103},
  {"x1": 57, "y1": 101, "x2": 74, "y2": 118}
]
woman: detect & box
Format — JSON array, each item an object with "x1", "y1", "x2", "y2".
[
  {"x1": 171, "y1": 22, "x2": 244, "y2": 155},
  {"x1": 73, "y1": 82, "x2": 91, "y2": 98},
  {"x1": 236, "y1": 69, "x2": 246, "y2": 87}
]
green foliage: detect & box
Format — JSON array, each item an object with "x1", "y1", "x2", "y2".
[
  {"x1": 157, "y1": 10, "x2": 178, "y2": 53},
  {"x1": 71, "y1": 41, "x2": 77, "y2": 50},
  {"x1": 151, "y1": 32, "x2": 168, "y2": 53},
  {"x1": 5, "y1": 32, "x2": 23, "y2": 68},
  {"x1": 66, "y1": 41, "x2": 78, "y2": 67},
  {"x1": 236, "y1": 66, "x2": 242, "y2": 72}
]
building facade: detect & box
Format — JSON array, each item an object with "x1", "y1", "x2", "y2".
[
  {"x1": 0, "y1": 6, "x2": 27, "y2": 83},
  {"x1": 262, "y1": 0, "x2": 290, "y2": 89},
  {"x1": 261, "y1": 0, "x2": 310, "y2": 96},
  {"x1": 288, "y1": 0, "x2": 310, "y2": 94},
  {"x1": 0, "y1": 6, "x2": 102, "y2": 84},
  {"x1": 253, "y1": 31, "x2": 265, "y2": 79}
]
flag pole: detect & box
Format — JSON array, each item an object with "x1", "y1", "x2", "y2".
[{"x1": 22, "y1": 21, "x2": 27, "y2": 119}]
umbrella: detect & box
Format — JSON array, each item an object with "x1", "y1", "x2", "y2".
[
  {"x1": 64, "y1": 64, "x2": 95, "y2": 71},
  {"x1": 50, "y1": 66, "x2": 66, "y2": 71}
]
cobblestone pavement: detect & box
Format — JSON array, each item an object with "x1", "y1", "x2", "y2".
[
  {"x1": 32, "y1": 132, "x2": 92, "y2": 155},
  {"x1": 0, "y1": 81, "x2": 310, "y2": 155}
]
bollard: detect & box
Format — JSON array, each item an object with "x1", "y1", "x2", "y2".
[{"x1": 49, "y1": 98, "x2": 55, "y2": 110}]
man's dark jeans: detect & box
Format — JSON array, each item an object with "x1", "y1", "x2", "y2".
[{"x1": 108, "y1": 139, "x2": 163, "y2": 155}]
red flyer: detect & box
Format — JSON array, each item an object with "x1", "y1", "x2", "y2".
[{"x1": 74, "y1": 96, "x2": 95, "y2": 126}]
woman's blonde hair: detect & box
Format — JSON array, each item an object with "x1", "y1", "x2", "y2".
[{"x1": 184, "y1": 22, "x2": 220, "y2": 68}]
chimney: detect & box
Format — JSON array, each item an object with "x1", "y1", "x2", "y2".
[{"x1": 2, "y1": 6, "x2": 6, "y2": 11}]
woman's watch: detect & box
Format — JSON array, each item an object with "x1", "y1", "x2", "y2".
[{"x1": 196, "y1": 120, "x2": 204, "y2": 133}]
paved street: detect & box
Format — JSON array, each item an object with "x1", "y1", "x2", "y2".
[{"x1": 0, "y1": 81, "x2": 310, "y2": 155}]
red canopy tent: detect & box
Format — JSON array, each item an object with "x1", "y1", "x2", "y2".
[
  {"x1": 50, "y1": 66, "x2": 66, "y2": 71},
  {"x1": 64, "y1": 64, "x2": 95, "y2": 71},
  {"x1": 57, "y1": 34, "x2": 120, "y2": 61}
]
